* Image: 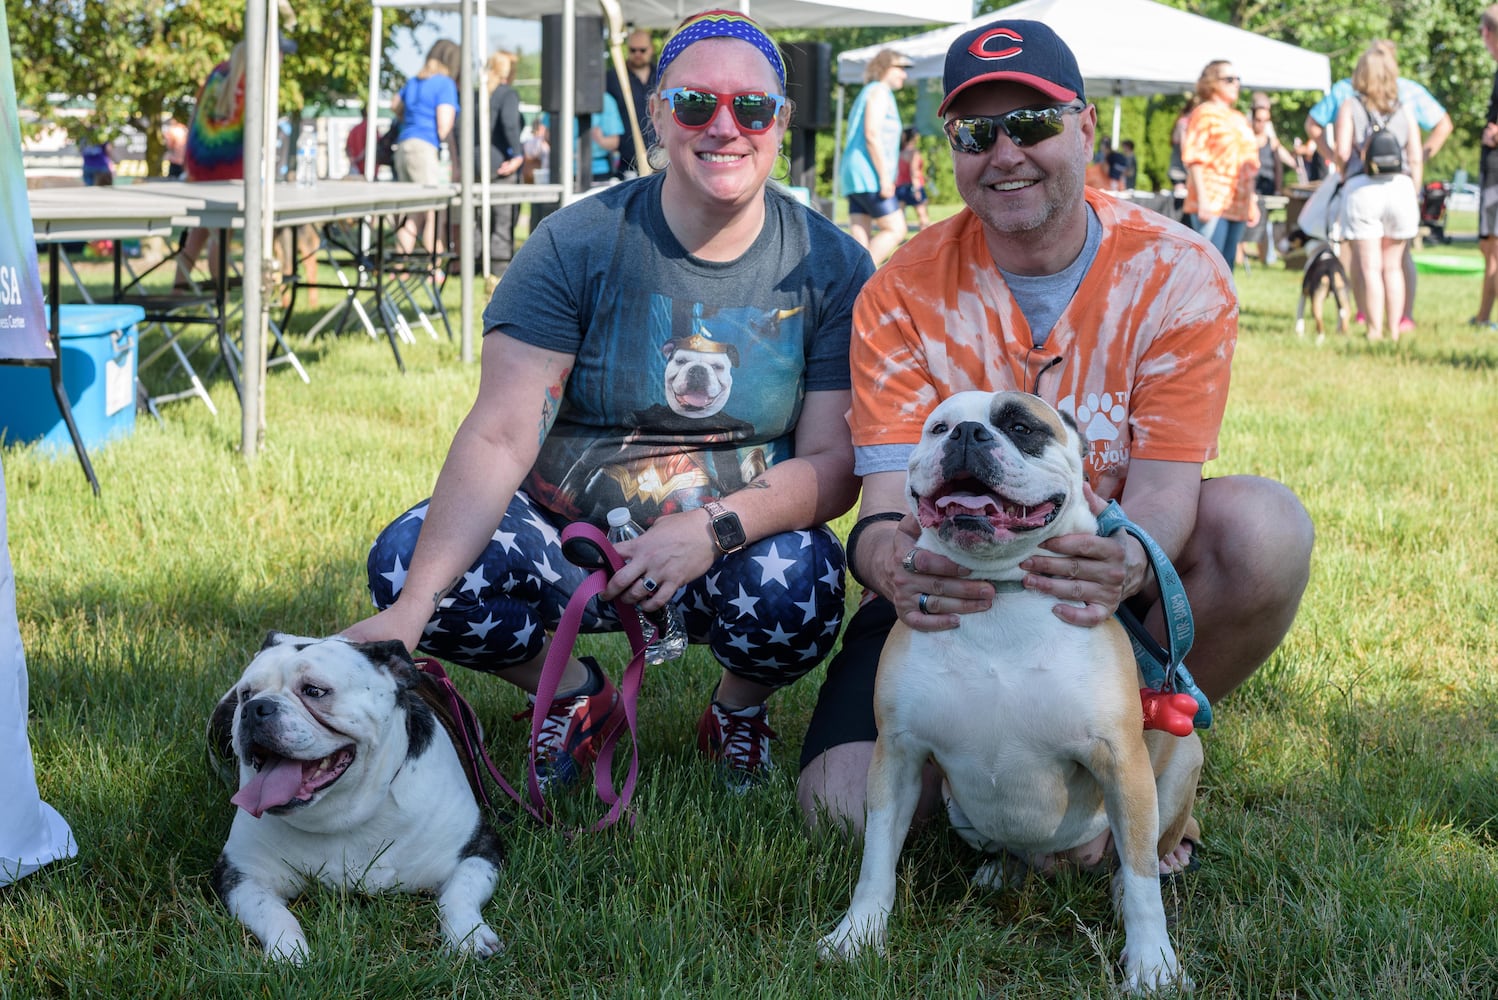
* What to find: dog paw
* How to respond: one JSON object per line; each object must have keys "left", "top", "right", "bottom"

{"left": 1120, "top": 944, "right": 1189, "bottom": 995}
{"left": 817, "top": 916, "right": 885, "bottom": 962}
{"left": 265, "top": 934, "right": 310, "bottom": 964}
{"left": 449, "top": 922, "right": 504, "bottom": 960}
{"left": 972, "top": 854, "right": 1029, "bottom": 891}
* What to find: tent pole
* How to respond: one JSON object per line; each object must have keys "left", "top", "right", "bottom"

{"left": 459, "top": 0, "right": 476, "bottom": 363}
{"left": 365, "top": 8, "right": 382, "bottom": 181}
{"left": 831, "top": 86, "right": 845, "bottom": 206}
{"left": 478, "top": 7, "right": 492, "bottom": 290}
{"left": 560, "top": 0, "right": 576, "bottom": 208}
{"left": 241, "top": 0, "right": 269, "bottom": 459}
{"left": 1112, "top": 86, "right": 1122, "bottom": 149}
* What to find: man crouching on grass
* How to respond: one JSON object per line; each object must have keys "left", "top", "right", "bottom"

{"left": 797, "top": 19, "right": 1314, "bottom": 867}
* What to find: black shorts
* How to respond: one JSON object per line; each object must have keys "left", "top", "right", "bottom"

{"left": 798, "top": 596, "right": 897, "bottom": 771}
{"left": 846, "top": 191, "right": 902, "bottom": 220}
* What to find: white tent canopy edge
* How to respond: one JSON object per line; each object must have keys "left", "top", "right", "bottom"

{"left": 832, "top": 0, "right": 1330, "bottom": 162}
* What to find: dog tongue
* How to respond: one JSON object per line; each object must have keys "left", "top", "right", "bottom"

{"left": 936, "top": 493, "right": 1000, "bottom": 517}
{"left": 231, "top": 755, "right": 306, "bottom": 818}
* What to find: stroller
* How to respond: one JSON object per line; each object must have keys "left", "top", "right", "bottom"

{"left": 1420, "top": 181, "right": 1450, "bottom": 244}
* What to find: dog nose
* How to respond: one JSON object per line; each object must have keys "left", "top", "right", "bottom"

{"left": 947, "top": 421, "right": 995, "bottom": 444}
{"left": 243, "top": 698, "right": 280, "bottom": 721}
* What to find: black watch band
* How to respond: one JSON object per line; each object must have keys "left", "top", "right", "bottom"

{"left": 844, "top": 511, "right": 905, "bottom": 592}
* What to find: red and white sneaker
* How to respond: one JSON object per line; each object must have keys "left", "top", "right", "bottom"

{"left": 520, "top": 657, "right": 623, "bottom": 792}
{"left": 696, "top": 699, "right": 777, "bottom": 793}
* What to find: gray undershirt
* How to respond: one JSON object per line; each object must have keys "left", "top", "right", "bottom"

{"left": 854, "top": 205, "right": 1104, "bottom": 477}
{"left": 999, "top": 203, "right": 1104, "bottom": 347}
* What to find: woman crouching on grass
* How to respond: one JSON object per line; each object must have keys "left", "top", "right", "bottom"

{"left": 341, "top": 9, "right": 873, "bottom": 795}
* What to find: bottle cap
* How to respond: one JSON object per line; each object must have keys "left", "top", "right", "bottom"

{"left": 606, "top": 507, "right": 633, "bottom": 527}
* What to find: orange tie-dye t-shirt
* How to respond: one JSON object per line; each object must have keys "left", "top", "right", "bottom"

{"left": 849, "top": 189, "right": 1237, "bottom": 501}
{"left": 1180, "top": 101, "right": 1259, "bottom": 222}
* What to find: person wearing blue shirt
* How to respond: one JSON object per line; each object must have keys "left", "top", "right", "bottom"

{"left": 392, "top": 39, "right": 461, "bottom": 254}
{"left": 586, "top": 90, "right": 625, "bottom": 182}
{"left": 1303, "top": 40, "right": 1452, "bottom": 333}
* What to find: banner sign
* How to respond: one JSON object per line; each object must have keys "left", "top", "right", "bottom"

{"left": 0, "top": 4, "right": 54, "bottom": 361}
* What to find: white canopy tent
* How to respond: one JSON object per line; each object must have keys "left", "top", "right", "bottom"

{"left": 834, "top": 0, "right": 1330, "bottom": 154}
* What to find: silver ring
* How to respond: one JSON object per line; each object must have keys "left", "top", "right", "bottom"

{"left": 918, "top": 593, "right": 931, "bottom": 614}
{"left": 642, "top": 577, "right": 659, "bottom": 594}
{"left": 902, "top": 549, "right": 920, "bottom": 574}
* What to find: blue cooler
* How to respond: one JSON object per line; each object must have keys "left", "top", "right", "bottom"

{"left": 0, "top": 303, "right": 142, "bottom": 454}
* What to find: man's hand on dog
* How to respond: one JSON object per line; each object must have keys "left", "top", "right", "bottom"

{"left": 873, "top": 515, "right": 992, "bottom": 630}
{"left": 1020, "top": 485, "right": 1143, "bottom": 626}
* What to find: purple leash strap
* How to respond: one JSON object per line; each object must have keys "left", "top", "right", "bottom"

{"left": 415, "top": 522, "right": 649, "bottom": 833}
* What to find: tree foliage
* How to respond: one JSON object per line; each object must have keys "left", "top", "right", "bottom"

{"left": 9, "top": 1, "right": 1496, "bottom": 185}
{"left": 5, "top": 0, "right": 424, "bottom": 174}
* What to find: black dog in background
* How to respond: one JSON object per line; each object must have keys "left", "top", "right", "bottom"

{"left": 1281, "top": 228, "right": 1351, "bottom": 342}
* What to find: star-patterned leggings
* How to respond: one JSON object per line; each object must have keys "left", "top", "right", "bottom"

{"left": 366, "top": 491, "right": 847, "bottom": 689}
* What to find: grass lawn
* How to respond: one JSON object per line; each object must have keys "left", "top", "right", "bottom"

{"left": 1, "top": 214, "right": 1495, "bottom": 998}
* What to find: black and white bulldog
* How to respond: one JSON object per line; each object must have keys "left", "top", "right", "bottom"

{"left": 820, "top": 391, "right": 1201, "bottom": 994}
{"left": 207, "top": 632, "right": 503, "bottom": 963}
{"left": 662, "top": 332, "right": 739, "bottom": 419}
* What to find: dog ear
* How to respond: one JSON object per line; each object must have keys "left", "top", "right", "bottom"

{"left": 349, "top": 638, "right": 416, "bottom": 666}
{"left": 661, "top": 339, "right": 679, "bottom": 360}
{"left": 205, "top": 687, "right": 242, "bottom": 788}
{"left": 1057, "top": 409, "right": 1088, "bottom": 462}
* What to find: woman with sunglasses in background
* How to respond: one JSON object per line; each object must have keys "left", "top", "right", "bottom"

{"left": 798, "top": 19, "right": 1312, "bottom": 844}
{"left": 1181, "top": 60, "right": 1261, "bottom": 268}
{"left": 840, "top": 49, "right": 915, "bottom": 266}
{"left": 342, "top": 10, "right": 872, "bottom": 795}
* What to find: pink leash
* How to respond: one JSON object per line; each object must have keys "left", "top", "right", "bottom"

{"left": 416, "top": 522, "right": 648, "bottom": 833}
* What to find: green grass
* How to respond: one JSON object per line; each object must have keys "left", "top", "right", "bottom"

{"left": 2, "top": 232, "right": 1496, "bottom": 999}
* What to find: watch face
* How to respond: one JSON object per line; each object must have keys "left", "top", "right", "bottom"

{"left": 713, "top": 512, "right": 747, "bottom": 552}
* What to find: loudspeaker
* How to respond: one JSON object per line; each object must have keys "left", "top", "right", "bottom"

{"left": 541, "top": 14, "right": 605, "bottom": 115}
{"left": 781, "top": 42, "right": 833, "bottom": 130}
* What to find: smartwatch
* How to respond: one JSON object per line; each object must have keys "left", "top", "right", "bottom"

{"left": 704, "top": 500, "right": 746, "bottom": 554}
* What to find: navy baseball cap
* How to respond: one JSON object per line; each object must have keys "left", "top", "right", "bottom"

{"left": 939, "top": 20, "right": 1085, "bottom": 115}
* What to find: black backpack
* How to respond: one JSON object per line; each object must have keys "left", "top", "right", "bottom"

{"left": 1358, "top": 97, "right": 1405, "bottom": 176}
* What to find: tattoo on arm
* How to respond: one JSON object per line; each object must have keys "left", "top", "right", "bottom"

{"left": 537, "top": 366, "right": 571, "bottom": 446}
{"left": 432, "top": 576, "right": 462, "bottom": 611}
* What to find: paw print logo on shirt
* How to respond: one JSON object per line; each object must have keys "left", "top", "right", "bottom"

{"left": 1075, "top": 392, "right": 1126, "bottom": 443}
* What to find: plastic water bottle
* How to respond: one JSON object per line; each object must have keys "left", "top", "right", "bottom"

{"left": 606, "top": 507, "right": 688, "bottom": 664}
{"left": 295, "top": 124, "right": 317, "bottom": 189}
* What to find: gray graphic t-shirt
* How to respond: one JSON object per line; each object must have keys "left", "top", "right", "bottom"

{"left": 483, "top": 173, "right": 872, "bottom": 527}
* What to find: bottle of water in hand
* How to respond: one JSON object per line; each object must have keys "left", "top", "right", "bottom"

{"left": 296, "top": 124, "right": 317, "bottom": 189}
{"left": 606, "top": 507, "right": 688, "bottom": 664}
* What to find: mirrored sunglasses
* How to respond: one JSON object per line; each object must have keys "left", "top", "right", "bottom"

{"left": 660, "top": 87, "right": 786, "bottom": 134}
{"left": 943, "top": 101, "right": 1087, "bottom": 154}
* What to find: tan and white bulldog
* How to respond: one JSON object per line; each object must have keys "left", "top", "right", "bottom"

{"left": 207, "top": 633, "right": 503, "bottom": 963}
{"left": 820, "top": 390, "right": 1201, "bottom": 993}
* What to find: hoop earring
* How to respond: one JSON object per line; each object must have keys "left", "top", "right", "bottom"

{"left": 646, "top": 143, "right": 670, "bottom": 173}
{"left": 773, "top": 152, "right": 791, "bottom": 183}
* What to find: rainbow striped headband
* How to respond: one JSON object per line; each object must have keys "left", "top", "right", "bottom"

{"left": 657, "top": 9, "right": 786, "bottom": 88}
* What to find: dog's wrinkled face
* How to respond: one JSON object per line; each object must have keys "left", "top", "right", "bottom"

{"left": 217, "top": 633, "right": 413, "bottom": 820}
{"left": 663, "top": 345, "right": 737, "bottom": 418}
{"left": 908, "top": 391, "right": 1087, "bottom": 570}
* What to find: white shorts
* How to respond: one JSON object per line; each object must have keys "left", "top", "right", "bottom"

{"left": 1339, "top": 172, "right": 1418, "bottom": 241}
{"left": 394, "top": 139, "right": 445, "bottom": 185}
